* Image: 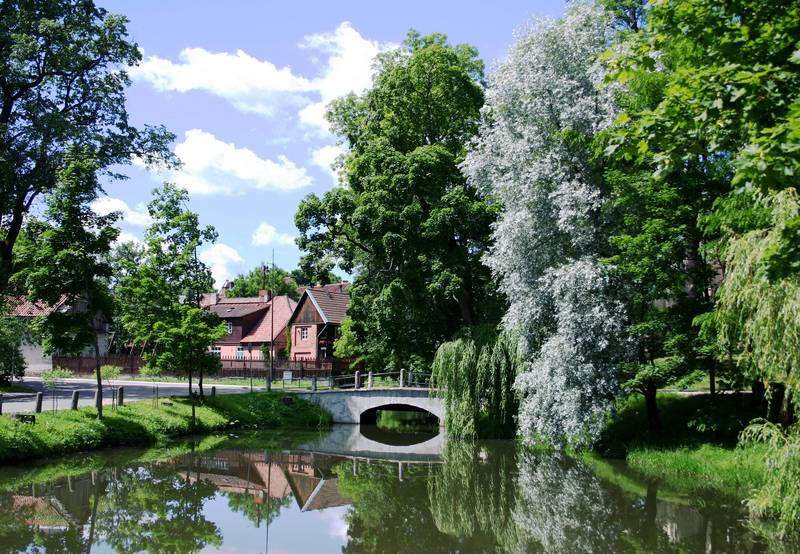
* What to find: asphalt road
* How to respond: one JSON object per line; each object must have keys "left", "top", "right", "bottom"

{"left": 0, "top": 377, "right": 252, "bottom": 414}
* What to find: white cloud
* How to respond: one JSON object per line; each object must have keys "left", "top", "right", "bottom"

{"left": 91, "top": 196, "right": 151, "bottom": 226}
{"left": 113, "top": 231, "right": 142, "bottom": 247}
{"left": 311, "top": 144, "right": 345, "bottom": 183}
{"left": 131, "top": 22, "right": 386, "bottom": 135}
{"left": 130, "top": 47, "right": 311, "bottom": 116}
{"left": 163, "top": 129, "right": 312, "bottom": 195}
{"left": 298, "top": 22, "right": 382, "bottom": 133}
{"left": 199, "top": 243, "right": 244, "bottom": 288}
{"left": 251, "top": 222, "right": 296, "bottom": 247}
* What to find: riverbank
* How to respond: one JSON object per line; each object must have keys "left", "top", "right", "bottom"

{"left": 593, "top": 393, "right": 767, "bottom": 499}
{"left": 0, "top": 392, "right": 331, "bottom": 465}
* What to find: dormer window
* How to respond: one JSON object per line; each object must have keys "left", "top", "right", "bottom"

{"left": 226, "top": 321, "right": 233, "bottom": 335}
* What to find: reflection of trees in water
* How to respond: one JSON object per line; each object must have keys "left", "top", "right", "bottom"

{"left": 224, "top": 490, "right": 291, "bottom": 527}
{"left": 336, "top": 461, "right": 460, "bottom": 554}
{"left": 512, "top": 451, "right": 628, "bottom": 553}
{"left": 95, "top": 462, "right": 223, "bottom": 553}
{"left": 428, "top": 441, "right": 526, "bottom": 551}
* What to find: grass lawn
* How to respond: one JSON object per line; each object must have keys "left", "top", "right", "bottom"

{"left": 0, "top": 391, "right": 330, "bottom": 465}
{"left": 0, "top": 384, "right": 36, "bottom": 393}
{"left": 595, "top": 392, "right": 767, "bottom": 499}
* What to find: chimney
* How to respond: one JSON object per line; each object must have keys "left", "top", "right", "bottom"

{"left": 259, "top": 289, "right": 272, "bottom": 302}
{"left": 338, "top": 283, "right": 343, "bottom": 293}
{"left": 210, "top": 292, "right": 218, "bottom": 305}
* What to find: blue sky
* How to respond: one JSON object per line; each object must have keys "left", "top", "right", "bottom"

{"left": 97, "top": 0, "right": 566, "bottom": 286}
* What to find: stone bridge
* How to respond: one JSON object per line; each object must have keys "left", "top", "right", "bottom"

{"left": 295, "top": 388, "right": 444, "bottom": 425}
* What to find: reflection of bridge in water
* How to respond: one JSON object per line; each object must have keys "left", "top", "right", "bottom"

{"left": 177, "top": 425, "right": 446, "bottom": 511}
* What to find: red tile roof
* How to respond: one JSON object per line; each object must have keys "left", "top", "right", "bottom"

{"left": 241, "top": 295, "right": 297, "bottom": 344}
{"left": 304, "top": 285, "right": 350, "bottom": 325}
{"left": 5, "top": 295, "right": 67, "bottom": 317}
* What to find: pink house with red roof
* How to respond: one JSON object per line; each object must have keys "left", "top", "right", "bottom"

{"left": 206, "top": 290, "right": 297, "bottom": 363}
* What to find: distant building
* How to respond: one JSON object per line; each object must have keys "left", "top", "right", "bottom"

{"left": 206, "top": 289, "right": 297, "bottom": 362}
{"left": 6, "top": 295, "right": 111, "bottom": 373}
{"left": 287, "top": 283, "right": 350, "bottom": 363}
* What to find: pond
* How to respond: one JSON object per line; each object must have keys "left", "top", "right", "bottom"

{"left": 0, "top": 423, "right": 771, "bottom": 553}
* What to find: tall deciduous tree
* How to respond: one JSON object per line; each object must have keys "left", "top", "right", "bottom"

{"left": 0, "top": 0, "right": 174, "bottom": 292}
{"left": 227, "top": 265, "right": 300, "bottom": 300}
{"left": 295, "top": 31, "right": 500, "bottom": 369}
{"left": 14, "top": 152, "right": 118, "bottom": 418}
{"left": 116, "top": 184, "right": 224, "bottom": 398}
{"left": 463, "top": 2, "right": 627, "bottom": 447}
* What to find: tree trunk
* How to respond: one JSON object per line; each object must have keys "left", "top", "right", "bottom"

{"left": 93, "top": 329, "right": 103, "bottom": 420}
{"left": 768, "top": 382, "right": 785, "bottom": 423}
{"left": 198, "top": 367, "right": 204, "bottom": 400}
{"left": 709, "top": 365, "right": 716, "bottom": 396}
{"left": 643, "top": 383, "right": 660, "bottom": 433}
{"left": 751, "top": 378, "right": 766, "bottom": 410}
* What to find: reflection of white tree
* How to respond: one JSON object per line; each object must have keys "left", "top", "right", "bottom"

{"left": 513, "top": 452, "right": 624, "bottom": 553}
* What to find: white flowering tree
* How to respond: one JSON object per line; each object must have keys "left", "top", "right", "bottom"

{"left": 463, "top": 2, "right": 628, "bottom": 446}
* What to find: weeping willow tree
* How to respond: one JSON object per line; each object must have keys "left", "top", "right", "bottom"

{"left": 715, "top": 189, "right": 800, "bottom": 536}
{"left": 430, "top": 330, "right": 521, "bottom": 438}
{"left": 715, "top": 189, "right": 800, "bottom": 416}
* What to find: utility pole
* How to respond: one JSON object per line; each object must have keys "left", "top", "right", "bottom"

{"left": 269, "top": 249, "right": 275, "bottom": 391}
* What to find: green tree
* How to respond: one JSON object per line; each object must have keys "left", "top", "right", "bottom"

{"left": 14, "top": 153, "right": 118, "bottom": 418}
{"left": 116, "top": 184, "right": 224, "bottom": 399}
{"left": 295, "top": 31, "right": 500, "bottom": 369}
{"left": 0, "top": 0, "right": 174, "bottom": 292}
{"left": 290, "top": 265, "right": 339, "bottom": 287}
{"left": 227, "top": 264, "right": 300, "bottom": 300}
{"left": 0, "top": 301, "right": 26, "bottom": 384}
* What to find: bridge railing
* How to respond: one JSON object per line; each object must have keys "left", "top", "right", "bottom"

{"left": 272, "top": 369, "right": 434, "bottom": 392}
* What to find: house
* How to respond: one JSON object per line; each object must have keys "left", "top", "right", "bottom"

{"left": 6, "top": 295, "right": 112, "bottom": 373}
{"left": 206, "top": 290, "right": 297, "bottom": 362}
{"left": 287, "top": 283, "right": 350, "bottom": 363}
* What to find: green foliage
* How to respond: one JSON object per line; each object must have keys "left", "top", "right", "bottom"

{"left": 741, "top": 420, "right": 800, "bottom": 539}
{"left": 715, "top": 191, "right": 800, "bottom": 395}
{"left": 0, "top": 392, "right": 329, "bottom": 464}
{"left": 100, "top": 364, "right": 122, "bottom": 381}
{"left": 0, "top": 0, "right": 174, "bottom": 291}
{"left": 0, "top": 305, "right": 26, "bottom": 384}
{"left": 227, "top": 265, "right": 300, "bottom": 299}
{"left": 14, "top": 153, "right": 118, "bottom": 358}
{"left": 431, "top": 329, "right": 521, "bottom": 438}
{"left": 116, "top": 184, "right": 224, "bottom": 387}
{"left": 295, "top": 31, "right": 500, "bottom": 369}
{"left": 598, "top": 393, "right": 763, "bottom": 457}
{"left": 41, "top": 367, "right": 73, "bottom": 390}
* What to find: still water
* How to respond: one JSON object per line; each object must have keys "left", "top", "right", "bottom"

{"left": 0, "top": 424, "right": 772, "bottom": 553}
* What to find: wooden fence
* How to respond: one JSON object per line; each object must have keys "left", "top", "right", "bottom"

{"left": 51, "top": 355, "right": 353, "bottom": 378}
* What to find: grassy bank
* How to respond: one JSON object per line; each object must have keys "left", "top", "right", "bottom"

{"left": 595, "top": 392, "right": 767, "bottom": 498}
{"left": 0, "top": 392, "right": 330, "bottom": 465}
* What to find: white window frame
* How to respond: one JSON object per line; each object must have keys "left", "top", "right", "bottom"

{"left": 226, "top": 321, "right": 233, "bottom": 335}
{"left": 299, "top": 327, "right": 308, "bottom": 340}
{"left": 211, "top": 346, "right": 221, "bottom": 357}
{"left": 236, "top": 345, "right": 245, "bottom": 360}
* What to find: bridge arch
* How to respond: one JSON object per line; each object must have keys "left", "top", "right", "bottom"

{"left": 295, "top": 388, "right": 444, "bottom": 426}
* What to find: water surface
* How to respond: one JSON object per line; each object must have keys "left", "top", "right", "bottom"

{"left": 0, "top": 425, "right": 771, "bottom": 553}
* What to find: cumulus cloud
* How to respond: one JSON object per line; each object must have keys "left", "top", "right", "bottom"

{"left": 155, "top": 129, "right": 312, "bottom": 195}
{"left": 131, "top": 22, "right": 385, "bottom": 135}
{"left": 311, "top": 144, "right": 345, "bottom": 183}
{"left": 113, "top": 231, "right": 142, "bottom": 247}
{"left": 199, "top": 243, "right": 244, "bottom": 287}
{"left": 297, "top": 23, "right": 382, "bottom": 133}
{"left": 251, "top": 222, "right": 296, "bottom": 247}
{"left": 91, "top": 196, "right": 151, "bottom": 226}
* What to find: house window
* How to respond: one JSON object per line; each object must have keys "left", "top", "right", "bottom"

{"left": 211, "top": 346, "right": 221, "bottom": 357}
{"left": 236, "top": 346, "right": 245, "bottom": 360}
{"left": 226, "top": 321, "right": 233, "bottom": 335}
{"left": 300, "top": 327, "right": 308, "bottom": 340}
